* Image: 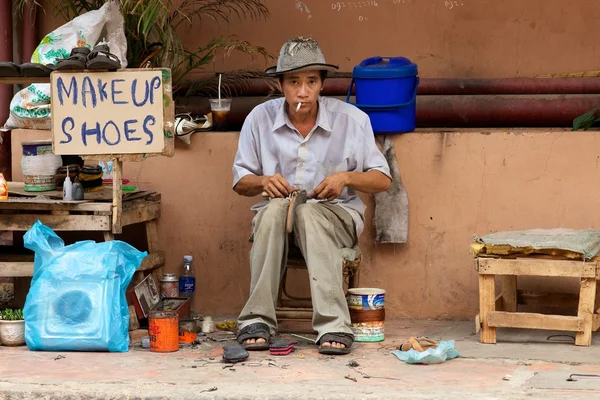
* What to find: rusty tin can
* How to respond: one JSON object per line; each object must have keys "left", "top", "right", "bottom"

{"left": 160, "top": 273, "right": 179, "bottom": 298}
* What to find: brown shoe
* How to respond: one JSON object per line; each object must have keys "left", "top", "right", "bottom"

{"left": 399, "top": 337, "right": 439, "bottom": 352}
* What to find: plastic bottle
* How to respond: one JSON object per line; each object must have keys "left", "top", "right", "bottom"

{"left": 72, "top": 178, "right": 84, "bottom": 200}
{"left": 63, "top": 166, "right": 73, "bottom": 201}
{"left": 179, "top": 255, "right": 196, "bottom": 302}
{"left": 0, "top": 173, "right": 7, "bottom": 200}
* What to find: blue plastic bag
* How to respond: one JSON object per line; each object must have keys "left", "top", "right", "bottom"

{"left": 392, "top": 340, "right": 460, "bottom": 365}
{"left": 23, "top": 221, "right": 146, "bottom": 352}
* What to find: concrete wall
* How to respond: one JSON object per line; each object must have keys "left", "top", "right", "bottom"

{"left": 11, "top": 129, "right": 598, "bottom": 318}
{"left": 38, "top": 0, "right": 600, "bottom": 78}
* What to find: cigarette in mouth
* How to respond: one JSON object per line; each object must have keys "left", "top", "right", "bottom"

{"left": 296, "top": 102, "right": 302, "bottom": 112}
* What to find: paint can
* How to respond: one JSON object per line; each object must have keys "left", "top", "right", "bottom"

{"left": 160, "top": 273, "right": 179, "bottom": 298}
{"left": 347, "top": 288, "right": 386, "bottom": 342}
{"left": 148, "top": 310, "right": 179, "bottom": 352}
{"left": 179, "top": 318, "right": 198, "bottom": 344}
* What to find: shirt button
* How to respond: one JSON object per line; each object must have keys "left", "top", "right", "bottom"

{"left": 298, "top": 162, "right": 304, "bottom": 168}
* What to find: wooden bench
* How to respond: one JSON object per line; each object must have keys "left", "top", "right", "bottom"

{"left": 476, "top": 256, "right": 600, "bottom": 346}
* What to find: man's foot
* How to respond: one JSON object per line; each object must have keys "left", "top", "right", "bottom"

{"left": 242, "top": 338, "right": 268, "bottom": 346}
{"left": 320, "top": 340, "right": 347, "bottom": 350}
{"left": 317, "top": 333, "right": 353, "bottom": 355}
{"left": 236, "top": 323, "right": 271, "bottom": 350}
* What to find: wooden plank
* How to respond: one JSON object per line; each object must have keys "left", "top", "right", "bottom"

{"left": 112, "top": 159, "right": 123, "bottom": 234}
{"left": 495, "top": 293, "right": 503, "bottom": 311}
{"left": 479, "top": 274, "right": 496, "bottom": 344}
{"left": 0, "top": 200, "right": 110, "bottom": 212}
{"left": 121, "top": 203, "right": 161, "bottom": 227}
{"left": 593, "top": 314, "right": 600, "bottom": 331}
{"left": 103, "top": 232, "right": 115, "bottom": 242}
{"left": 501, "top": 275, "right": 518, "bottom": 312}
{"left": 0, "top": 77, "right": 49, "bottom": 84}
{"left": 0, "top": 262, "right": 34, "bottom": 277}
{"left": 478, "top": 258, "right": 596, "bottom": 278}
{"left": 0, "top": 214, "right": 110, "bottom": 231}
{"left": 488, "top": 311, "right": 584, "bottom": 332}
{"left": 475, "top": 314, "right": 481, "bottom": 333}
{"left": 138, "top": 251, "right": 165, "bottom": 272}
{"left": 576, "top": 278, "right": 597, "bottom": 346}
{"left": 128, "top": 305, "right": 140, "bottom": 331}
{"left": 162, "top": 67, "right": 175, "bottom": 157}
{"left": 145, "top": 220, "right": 160, "bottom": 253}
{"left": 517, "top": 290, "right": 579, "bottom": 309}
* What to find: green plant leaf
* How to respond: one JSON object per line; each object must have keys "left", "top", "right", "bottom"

{"left": 573, "top": 106, "right": 600, "bottom": 131}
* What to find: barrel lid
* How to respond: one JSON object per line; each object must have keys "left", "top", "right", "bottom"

{"left": 352, "top": 57, "right": 418, "bottom": 79}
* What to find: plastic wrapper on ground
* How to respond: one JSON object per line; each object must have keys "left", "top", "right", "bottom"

{"left": 392, "top": 340, "right": 460, "bottom": 365}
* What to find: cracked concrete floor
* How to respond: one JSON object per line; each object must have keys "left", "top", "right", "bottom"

{"left": 2, "top": 319, "right": 600, "bottom": 399}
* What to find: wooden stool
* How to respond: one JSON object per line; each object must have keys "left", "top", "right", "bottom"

{"left": 476, "top": 257, "right": 600, "bottom": 346}
{"left": 276, "top": 242, "right": 361, "bottom": 321}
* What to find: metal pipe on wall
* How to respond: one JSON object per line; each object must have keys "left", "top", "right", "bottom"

{"left": 20, "top": 3, "right": 38, "bottom": 63}
{"left": 179, "top": 77, "right": 600, "bottom": 97}
{"left": 0, "top": 1, "right": 13, "bottom": 180}
{"left": 176, "top": 95, "right": 600, "bottom": 131}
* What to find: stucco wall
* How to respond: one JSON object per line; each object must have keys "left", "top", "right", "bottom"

{"left": 11, "top": 129, "right": 597, "bottom": 318}
{"left": 38, "top": 0, "right": 600, "bottom": 78}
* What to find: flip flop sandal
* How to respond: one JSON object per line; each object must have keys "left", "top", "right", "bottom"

{"left": 236, "top": 322, "right": 271, "bottom": 350}
{"left": 399, "top": 337, "right": 439, "bottom": 352}
{"left": 175, "top": 113, "right": 213, "bottom": 136}
{"left": 317, "top": 333, "right": 354, "bottom": 355}
{"left": 222, "top": 344, "right": 249, "bottom": 363}
{"left": 269, "top": 340, "right": 298, "bottom": 356}
{"left": 0, "top": 62, "right": 21, "bottom": 77}
{"left": 86, "top": 44, "right": 121, "bottom": 71}
{"left": 286, "top": 190, "right": 308, "bottom": 233}
{"left": 55, "top": 47, "right": 90, "bottom": 71}
{"left": 20, "top": 63, "right": 53, "bottom": 77}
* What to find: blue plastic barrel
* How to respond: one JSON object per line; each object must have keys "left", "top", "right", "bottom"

{"left": 347, "top": 57, "right": 419, "bottom": 134}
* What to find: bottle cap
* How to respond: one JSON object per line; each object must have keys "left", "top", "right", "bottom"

{"left": 184, "top": 255, "right": 193, "bottom": 262}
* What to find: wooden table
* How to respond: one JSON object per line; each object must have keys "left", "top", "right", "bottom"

{"left": 0, "top": 183, "right": 165, "bottom": 279}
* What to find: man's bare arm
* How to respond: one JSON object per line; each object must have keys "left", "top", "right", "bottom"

{"left": 310, "top": 170, "right": 391, "bottom": 200}
{"left": 234, "top": 173, "right": 294, "bottom": 198}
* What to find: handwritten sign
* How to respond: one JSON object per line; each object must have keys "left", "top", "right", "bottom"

{"left": 51, "top": 70, "right": 165, "bottom": 155}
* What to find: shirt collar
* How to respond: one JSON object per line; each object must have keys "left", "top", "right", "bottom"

{"left": 272, "top": 97, "right": 332, "bottom": 134}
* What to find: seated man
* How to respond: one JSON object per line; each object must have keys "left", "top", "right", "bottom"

{"left": 232, "top": 37, "right": 391, "bottom": 355}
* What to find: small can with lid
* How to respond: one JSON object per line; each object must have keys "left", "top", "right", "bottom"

{"left": 160, "top": 273, "right": 179, "bottom": 298}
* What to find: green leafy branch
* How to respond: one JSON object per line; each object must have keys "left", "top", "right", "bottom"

{"left": 573, "top": 106, "right": 600, "bottom": 131}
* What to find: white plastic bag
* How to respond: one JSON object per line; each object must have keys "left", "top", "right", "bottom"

{"left": 3, "top": 1, "right": 127, "bottom": 130}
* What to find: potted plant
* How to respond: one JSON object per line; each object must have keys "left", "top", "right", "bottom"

{"left": 0, "top": 308, "right": 25, "bottom": 346}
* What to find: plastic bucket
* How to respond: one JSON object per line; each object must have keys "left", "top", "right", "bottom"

{"left": 21, "top": 140, "right": 60, "bottom": 192}
{"left": 149, "top": 310, "right": 179, "bottom": 352}
{"left": 22, "top": 140, "right": 53, "bottom": 156}
{"left": 347, "top": 288, "right": 386, "bottom": 342}
{"left": 347, "top": 57, "right": 419, "bottom": 134}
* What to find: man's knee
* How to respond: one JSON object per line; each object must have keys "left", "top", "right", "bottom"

{"left": 257, "top": 198, "right": 289, "bottom": 225}
{"left": 296, "top": 203, "right": 321, "bottom": 221}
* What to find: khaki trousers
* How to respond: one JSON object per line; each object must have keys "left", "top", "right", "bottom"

{"left": 238, "top": 199, "right": 357, "bottom": 341}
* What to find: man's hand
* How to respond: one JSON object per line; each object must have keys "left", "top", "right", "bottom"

{"left": 310, "top": 172, "right": 349, "bottom": 201}
{"left": 262, "top": 173, "right": 294, "bottom": 198}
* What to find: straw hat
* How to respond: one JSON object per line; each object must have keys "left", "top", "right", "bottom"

{"left": 265, "top": 37, "right": 339, "bottom": 76}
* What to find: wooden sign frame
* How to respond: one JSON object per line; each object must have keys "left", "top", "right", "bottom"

{"left": 49, "top": 68, "right": 175, "bottom": 234}
{"left": 50, "top": 68, "right": 175, "bottom": 160}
